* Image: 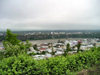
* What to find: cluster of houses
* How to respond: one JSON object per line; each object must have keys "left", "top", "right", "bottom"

{"left": 28, "top": 38, "right": 100, "bottom": 59}
{"left": 0, "top": 38, "right": 100, "bottom": 59}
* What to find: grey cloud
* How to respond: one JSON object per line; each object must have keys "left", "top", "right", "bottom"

{"left": 0, "top": 0, "right": 100, "bottom": 31}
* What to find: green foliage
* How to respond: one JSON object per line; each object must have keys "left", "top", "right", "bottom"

{"left": 76, "top": 42, "right": 81, "bottom": 53}
{"left": 0, "top": 54, "right": 48, "bottom": 75}
{"left": 66, "top": 43, "right": 71, "bottom": 51}
{"left": 0, "top": 47, "right": 100, "bottom": 75}
{"left": 41, "top": 51, "right": 46, "bottom": 55}
{"left": 28, "top": 52, "right": 37, "bottom": 56}
{"left": 4, "top": 43, "right": 23, "bottom": 57}
{"left": 2, "top": 29, "right": 32, "bottom": 57}
{"left": 64, "top": 43, "right": 71, "bottom": 56}
{"left": 0, "top": 51, "right": 5, "bottom": 60}
{"left": 51, "top": 46, "right": 55, "bottom": 55}
{"left": 18, "top": 40, "right": 32, "bottom": 52}
{"left": 51, "top": 43, "right": 55, "bottom": 55}
{"left": 5, "top": 29, "right": 21, "bottom": 45}
{"left": 33, "top": 44, "right": 38, "bottom": 50}
{"left": 3, "top": 41, "right": 32, "bottom": 57}
{"left": 25, "top": 40, "right": 32, "bottom": 49}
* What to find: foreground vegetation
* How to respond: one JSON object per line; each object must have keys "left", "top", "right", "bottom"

{"left": 77, "top": 62, "right": 100, "bottom": 75}
{"left": 0, "top": 29, "right": 100, "bottom": 75}
{"left": 0, "top": 47, "right": 100, "bottom": 75}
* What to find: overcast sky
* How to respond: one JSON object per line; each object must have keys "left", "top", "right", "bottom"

{"left": 0, "top": 0, "right": 100, "bottom": 31}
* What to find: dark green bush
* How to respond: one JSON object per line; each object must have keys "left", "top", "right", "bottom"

{"left": 0, "top": 51, "right": 5, "bottom": 60}
{"left": 0, "top": 47, "right": 100, "bottom": 75}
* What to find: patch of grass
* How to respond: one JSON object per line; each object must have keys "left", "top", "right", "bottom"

{"left": 77, "top": 61, "right": 100, "bottom": 75}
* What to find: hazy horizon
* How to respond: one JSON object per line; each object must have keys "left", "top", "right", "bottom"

{"left": 0, "top": 29, "right": 100, "bottom": 32}
{"left": 0, "top": 0, "right": 100, "bottom": 31}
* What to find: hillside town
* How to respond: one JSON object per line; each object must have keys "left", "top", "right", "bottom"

{"left": 0, "top": 38, "right": 100, "bottom": 59}
{"left": 27, "top": 38, "right": 100, "bottom": 59}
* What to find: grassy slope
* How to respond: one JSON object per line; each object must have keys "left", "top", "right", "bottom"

{"left": 77, "top": 61, "right": 100, "bottom": 75}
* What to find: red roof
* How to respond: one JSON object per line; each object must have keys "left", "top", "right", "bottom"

{"left": 40, "top": 48, "right": 46, "bottom": 51}
{"left": 40, "top": 44, "right": 48, "bottom": 46}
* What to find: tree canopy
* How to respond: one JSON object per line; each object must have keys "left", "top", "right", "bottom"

{"left": 3, "top": 29, "right": 32, "bottom": 57}
{"left": 5, "top": 29, "right": 21, "bottom": 45}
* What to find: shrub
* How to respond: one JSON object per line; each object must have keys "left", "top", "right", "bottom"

{"left": 0, "top": 50, "right": 5, "bottom": 60}
{"left": 0, "top": 54, "right": 48, "bottom": 75}
{"left": 0, "top": 47, "right": 100, "bottom": 75}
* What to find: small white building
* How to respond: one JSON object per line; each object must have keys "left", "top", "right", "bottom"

{"left": 55, "top": 51, "right": 64, "bottom": 55}
{"left": 33, "top": 55, "right": 45, "bottom": 59}
{"left": 29, "top": 47, "right": 38, "bottom": 53}
{"left": 46, "top": 49, "right": 52, "bottom": 53}
{"left": 45, "top": 53, "right": 52, "bottom": 58}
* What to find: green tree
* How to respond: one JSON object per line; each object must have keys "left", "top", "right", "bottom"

{"left": 25, "top": 40, "right": 32, "bottom": 50}
{"left": 33, "top": 44, "right": 38, "bottom": 51}
{"left": 67, "top": 43, "right": 71, "bottom": 51}
{"left": 3, "top": 42, "right": 22, "bottom": 57}
{"left": 76, "top": 42, "right": 81, "bottom": 53}
{"left": 5, "top": 29, "right": 21, "bottom": 45}
{"left": 64, "top": 43, "right": 70, "bottom": 56}
{"left": 51, "top": 43, "right": 55, "bottom": 55}
{"left": 3, "top": 29, "right": 32, "bottom": 57}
